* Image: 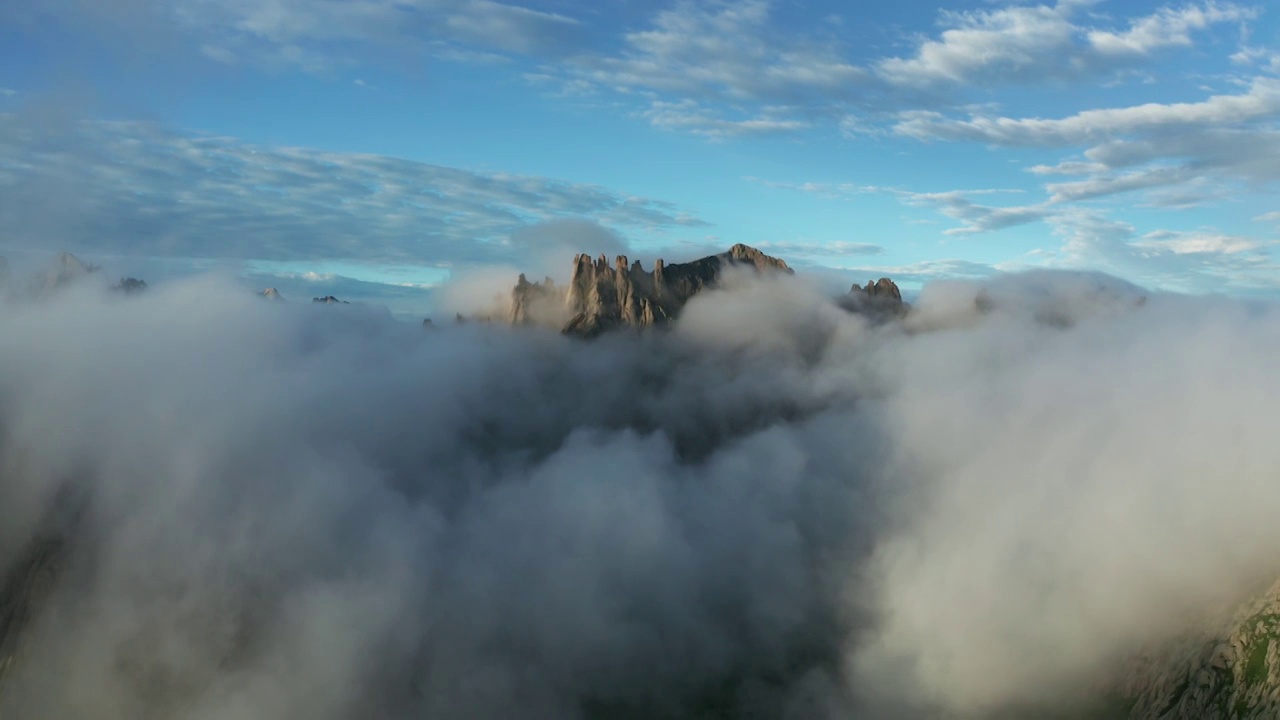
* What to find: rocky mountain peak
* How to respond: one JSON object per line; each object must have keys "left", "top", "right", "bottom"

{"left": 725, "top": 243, "right": 793, "bottom": 272}
{"left": 261, "top": 288, "right": 284, "bottom": 300}
{"left": 853, "top": 277, "right": 902, "bottom": 301}
{"left": 507, "top": 244, "right": 796, "bottom": 337}
{"left": 839, "top": 276, "right": 907, "bottom": 320}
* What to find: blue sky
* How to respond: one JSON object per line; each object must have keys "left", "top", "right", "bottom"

{"left": 2, "top": 0, "right": 1279, "bottom": 316}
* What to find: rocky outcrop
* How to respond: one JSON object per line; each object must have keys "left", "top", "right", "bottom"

{"left": 1114, "top": 581, "right": 1280, "bottom": 719}
{"left": 111, "top": 278, "right": 148, "bottom": 295}
{"left": 261, "top": 288, "right": 284, "bottom": 301}
{"left": 509, "top": 244, "right": 794, "bottom": 337}
{"left": 510, "top": 274, "right": 565, "bottom": 326}
{"left": 853, "top": 277, "right": 902, "bottom": 302}
{"left": 838, "top": 277, "right": 908, "bottom": 320}
{"left": 312, "top": 295, "right": 349, "bottom": 304}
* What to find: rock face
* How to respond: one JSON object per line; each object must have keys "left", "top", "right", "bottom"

{"left": 510, "top": 243, "right": 794, "bottom": 337}
{"left": 1114, "top": 581, "right": 1280, "bottom": 719}
{"left": 854, "top": 277, "right": 902, "bottom": 302}
{"left": 510, "top": 274, "right": 564, "bottom": 326}
{"left": 838, "top": 277, "right": 908, "bottom": 320}
{"left": 261, "top": 288, "right": 284, "bottom": 301}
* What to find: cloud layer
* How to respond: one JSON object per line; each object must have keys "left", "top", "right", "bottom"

{"left": 2, "top": 269, "right": 1280, "bottom": 718}
{"left": 0, "top": 113, "right": 704, "bottom": 269}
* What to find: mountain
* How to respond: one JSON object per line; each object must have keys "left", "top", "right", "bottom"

{"left": 506, "top": 243, "right": 909, "bottom": 337}
{"left": 312, "top": 295, "right": 349, "bottom": 304}
{"left": 838, "top": 277, "right": 908, "bottom": 321}
{"left": 1113, "top": 581, "right": 1280, "bottom": 719}
{"left": 508, "top": 243, "right": 804, "bottom": 337}
{"left": 261, "top": 288, "right": 284, "bottom": 300}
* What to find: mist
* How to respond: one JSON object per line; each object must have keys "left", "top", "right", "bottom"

{"left": 1, "top": 268, "right": 1279, "bottom": 719}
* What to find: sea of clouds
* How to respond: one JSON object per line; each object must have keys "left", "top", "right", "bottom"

{"left": 1, "top": 268, "right": 1278, "bottom": 719}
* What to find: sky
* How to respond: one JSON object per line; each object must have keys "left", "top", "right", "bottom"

{"left": 2, "top": 0, "right": 1279, "bottom": 317}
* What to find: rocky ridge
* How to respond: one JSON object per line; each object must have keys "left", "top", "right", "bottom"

{"left": 509, "top": 243, "right": 817, "bottom": 336}
{"left": 1112, "top": 580, "right": 1280, "bottom": 719}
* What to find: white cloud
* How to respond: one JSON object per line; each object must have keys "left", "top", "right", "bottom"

{"left": 11, "top": 0, "right": 1264, "bottom": 143}
{"left": 753, "top": 240, "right": 883, "bottom": 258}
{"left": 1253, "top": 211, "right": 1280, "bottom": 222}
{"left": 898, "top": 190, "right": 1053, "bottom": 235}
{"left": 748, "top": 177, "right": 1054, "bottom": 235}
{"left": 554, "top": 1, "right": 1253, "bottom": 136}
{"left": 893, "top": 77, "right": 1280, "bottom": 146}
{"left": 875, "top": 1, "right": 1251, "bottom": 89}
{"left": 826, "top": 258, "right": 1000, "bottom": 286}
{"left": 564, "top": 0, "right": 866, "bottom": 108}
{"left": 742, "top": 176, "right": 887, "bottom": 198}
{"left": 1048, "top": 210, "right": 1280, "bottom": 292}
{"left": 893, "top": 76, "right": 1280, "bottom": 209}
{"left": 22, "top": 0, "right": 587, "bottom": 72}
{"left": 1045, "top": 166, "right": 1194, "bottom": 203}
{"left": 1087, "top": 2, "right": 1256, "bottom": 57}
{"left": 0, "top": 114, "right": 707, "bottom": 266}
{"left": 1135, "top": 229, "right": 1264, "bottom": 255}
{"left": 1029, "top": 161, "right": 1109, "bottom": 176}
{"left": 875, "top": 2, "right": 1078, "bottom": 88}
{"left": 639, "top": 100, "right": 810, "bottom": 139}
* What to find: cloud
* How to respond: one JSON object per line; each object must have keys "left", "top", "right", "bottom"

{"left": 898, "top": 190, "right": 1054, "bottom": 235}
{"left": 874, "top": 2, "right": 1080, "bottom": 88}
{"left": 753, "top": 240, "right": 884, "bottom": 260}
{"left": 6, "top": 266, "right": 1280, "bottom": 718}
{"left": 1044, "top": 166, "right": 1194, "bottom": 203}
{"left": 639, "top": 100, "right": 811, "bottom": 139}
{"left": 0, "top": 114, "right": 706, "bottom": 267}
{"left": 875, "top": 1, "right": 1253, "bottom": 89}
{"left": 9, "top": 0, "right": 1264, "bottom": 142}
{"left": 1135, "top": 229, "right": 1264, "bottom": 255}
{"left": 506, "top": 218, "right": 631, "bottom": 279}
{"left": 551, "top": 1, "right": 1256, "bottom": 137}
{"left": 1087, "top": 2, "right": 1257, "bottom": 57}
{"left": 174, "top": 0, "right": 587, "bottom": 70}
{"left": 1253, "top": 211, "right": 1280, "bottom": 222}
{"left": 893, "top": 77, "right": 1280, "bottom": 146}
{"left": 855, "top": 272, "right": 1280, "bottom": 711}
{"left": 531, "top": 0, "right": 1256, "bottom": 137}
{"left": 893, "top": 76, "right": 1280, "bottom": 210}
{"left": 747, "top": 178, "right": 1052, "bottom": 235}
{"left": 1047, "top": 209, "right": 1280, "bottom": 292}
{"left": 743, "top": 177, "right": 888, "bottom": 198}
{"left": 748, "top": 172, "right": 1279, "bottom": 288}
{"left": 242, "top": 270, "right": 436, "bottom": 317}
{"left": 822, "top": 257, "right": 1000, "bottom": 287}
{"left": 563, "top": 0, "right": 867, "bottom": 109}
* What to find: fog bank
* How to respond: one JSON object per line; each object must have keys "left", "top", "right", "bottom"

{"left": 0, "top": 271, "right": 1278, "bottom": 719}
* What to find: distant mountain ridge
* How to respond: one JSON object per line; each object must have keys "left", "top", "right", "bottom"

{"left": 506, "top": 243, "right": 903, "bottom": 337}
